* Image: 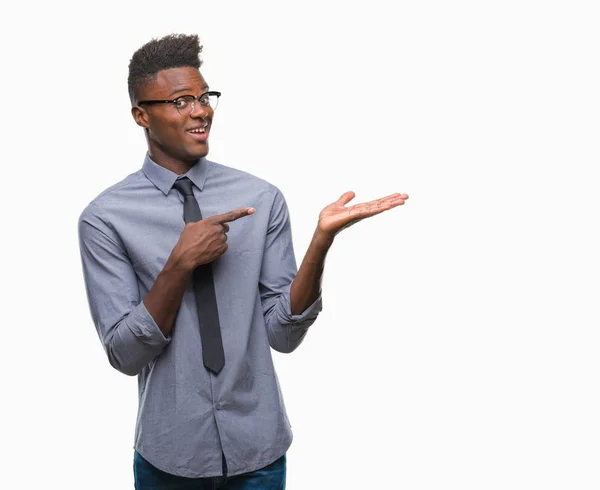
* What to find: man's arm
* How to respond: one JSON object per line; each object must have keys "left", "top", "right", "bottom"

{"left": 290, "top": 190, "right": 409, "bottom": 314}
{"left": 144, "top": 207, "right": 254, "bottom": 336}
{"left": 78, "top": 203, "right": 173, "bottom": 376}
{"left": 259, "top": 190, "right": 323, "bottom": 353}
{"left": 260, "top": 189, "right": 408, "bottom": 353}
{"left": 79, "top": 202, "right": 253, "bottom": 376}
{"left": 289, "top": 228, "right": 333, "bottom": 315}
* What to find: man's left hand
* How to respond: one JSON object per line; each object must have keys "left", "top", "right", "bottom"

{"left": 317, "top": 191, "right": 409, "bottom": 238}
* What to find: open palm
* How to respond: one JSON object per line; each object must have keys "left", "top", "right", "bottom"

{"left": 318, "top": 191, "right": 409, "bottom": 236}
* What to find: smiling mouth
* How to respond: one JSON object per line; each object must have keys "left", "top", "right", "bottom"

{"left": 187, "top": 122, "right": 209, "bottom": 134}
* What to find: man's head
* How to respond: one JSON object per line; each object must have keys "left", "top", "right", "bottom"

{"left": 129, "top": 34, "right": 217, "bottom": 170}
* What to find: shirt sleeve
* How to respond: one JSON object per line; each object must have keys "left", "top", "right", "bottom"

{"left": 78, "top": 202, "right": 170, "bottom": 376}
{"left": 259, "top": 189, "right": 322, "bottom": 353}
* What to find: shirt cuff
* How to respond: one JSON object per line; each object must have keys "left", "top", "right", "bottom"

{"left": 126, "top": 301, "right": 171, "bottom": 347}
{"left": 275, "top": 284, "right": 323, "bottom": 326}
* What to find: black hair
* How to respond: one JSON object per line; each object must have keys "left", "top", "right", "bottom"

{"left": 128, "top": 34, "right": 203, "bottom": 103}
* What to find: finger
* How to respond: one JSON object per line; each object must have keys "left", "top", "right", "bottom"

{"left": 336, "top": 191, "right": 356, "bottom": 206}
{"left": 371, "top": 193, "right": 408, "bottom": 208}
{"left": 212, "top": 207, "right": 256, "bottom": 224}
{"left": 222, "top": 223, "right": 230, "bottom": 233}
{"left": 382, "top": 195, "right": 406, "bottom": 207}
{"left": 372, "top": 192, "right": 406, "bottom": 205}
{"left": 347, "top": 193, "right": 405, "bottom": 211}
{"left": 348, "top": 199, "right": 402, "bottom": 218}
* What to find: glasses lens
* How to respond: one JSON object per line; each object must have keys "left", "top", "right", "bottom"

{"left": 200, "top": 93, "right": 219, "bottom": 111}
{"left": 174, "top": 96, "right": 195, "bottom": 115}
{"left": 175, "top": 94, "right": 220, "bottom": 115}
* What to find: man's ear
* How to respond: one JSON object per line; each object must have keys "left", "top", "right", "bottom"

{"left": 131, "top": 105, "right": 150, "bottom": 129}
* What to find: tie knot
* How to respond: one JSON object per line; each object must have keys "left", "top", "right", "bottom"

{"left": 173, "top": 177, "right": 195, "bottom": 196}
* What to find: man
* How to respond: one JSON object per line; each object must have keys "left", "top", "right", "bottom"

{"left": 78, "top": 34, "right": 408, "bottom": 489}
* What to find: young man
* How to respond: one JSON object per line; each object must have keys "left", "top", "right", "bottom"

{"left": 78, "top": 34, "right": 408, "bottom": 489}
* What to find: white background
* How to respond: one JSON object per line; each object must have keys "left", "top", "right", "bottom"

{"left": 1, "top": 1, "right": 599, "bottom": 488}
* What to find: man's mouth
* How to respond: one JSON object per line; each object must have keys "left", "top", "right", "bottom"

{"left": 186, "top": 121, "right": 209, "bottom": 140}
{"left": 187, "top": 122, "right": 209, "bottom": 134}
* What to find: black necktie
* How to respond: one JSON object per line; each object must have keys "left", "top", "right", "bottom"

{"left": 173, "top": 177, "right": 225, "bottom": 374}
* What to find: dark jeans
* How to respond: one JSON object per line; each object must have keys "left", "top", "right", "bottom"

{"left": 134, "top": 451, "right": 286, "bottom": 490}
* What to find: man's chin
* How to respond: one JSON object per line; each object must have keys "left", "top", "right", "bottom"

{"left": 185, "top": 144, "right": 209, "bottom": 161}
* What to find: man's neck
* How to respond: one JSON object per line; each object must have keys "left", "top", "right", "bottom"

{"left": 148, "top": 147, "right": 198, "bottom": 175}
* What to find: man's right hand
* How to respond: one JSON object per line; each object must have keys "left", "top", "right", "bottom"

{"left": 171, "top": 207, "right": 255, "bottom": 272}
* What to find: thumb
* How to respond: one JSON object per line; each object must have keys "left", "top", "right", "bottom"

{"left": 336, "top": 191, "right": 355, "bottom": 205}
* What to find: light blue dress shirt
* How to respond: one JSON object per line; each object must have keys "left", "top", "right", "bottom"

{"left": 78, "top": 154, "right": 322, "bottom": 478}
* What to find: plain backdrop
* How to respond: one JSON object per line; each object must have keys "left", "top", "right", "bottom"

{"left": 1, "top": 1, "right": 599, "bottom": 488}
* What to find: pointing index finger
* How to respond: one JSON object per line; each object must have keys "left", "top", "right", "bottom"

{"left": 212, "top": 207, "right": 256, "bottom": 224}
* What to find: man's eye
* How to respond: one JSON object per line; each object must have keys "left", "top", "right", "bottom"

{"left": 174, "top": 99, "right": 189, "bottom": 108}
{"left": 199, "top": 96, "right": 210, "bottom": 106}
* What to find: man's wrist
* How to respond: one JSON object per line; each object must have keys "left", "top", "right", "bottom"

{"left": 312, "top": 227, "right": 335, "bottom": 250}
{"left": 164, "top": 252, "right": 194, "bottom": 277}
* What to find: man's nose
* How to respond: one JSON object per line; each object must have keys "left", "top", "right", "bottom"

{"left": 190, "top": 101, "right": 210, "bottom": 118}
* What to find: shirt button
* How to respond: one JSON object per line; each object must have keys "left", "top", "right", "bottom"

{"left": 215, "top": 403, "right": 222, "bottom": 410}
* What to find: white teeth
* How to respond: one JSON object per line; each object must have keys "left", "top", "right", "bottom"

{"left": 188, "top": 121, "right": 208, "bottom": 134}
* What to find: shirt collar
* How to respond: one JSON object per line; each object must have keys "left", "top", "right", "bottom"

{"left": 142, "top": 153, "right": 209, "bottom": 196}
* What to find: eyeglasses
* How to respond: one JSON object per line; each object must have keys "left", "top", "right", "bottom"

{"left": 138, "top": 91, "right": 221, "bottom": 116}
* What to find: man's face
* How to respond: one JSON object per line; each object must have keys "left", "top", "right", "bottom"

{"left": 133, "top": 67, "right": 213, "bottom": 163}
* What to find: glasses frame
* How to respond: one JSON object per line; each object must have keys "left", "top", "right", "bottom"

{"left": 138, "top": 91, "right": 222, "bottom": 113}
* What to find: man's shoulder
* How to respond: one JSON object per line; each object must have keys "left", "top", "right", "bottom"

{"left": 206, "top": 159, "right": 280, "bottom": 195}
{"left": 79, "top": 170, "right": 145, "bottom": 221}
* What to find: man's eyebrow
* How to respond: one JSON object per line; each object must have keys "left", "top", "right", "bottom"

{"left": 167, "top": 87, "right": 192, "bottom": 97}
{"left": 167, "top": 85, "right": 210, "bottom": 97}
